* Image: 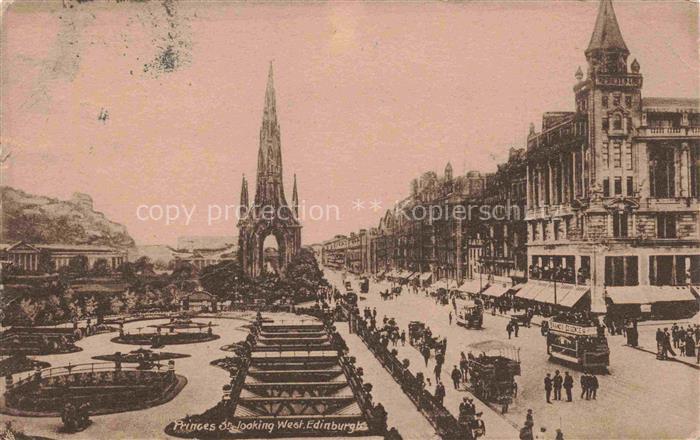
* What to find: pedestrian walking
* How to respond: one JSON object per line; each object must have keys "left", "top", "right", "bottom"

{"left": 552, "top": 370, "right": 562, "bottom": 401}
{"left": 506, "top": 321, "right": 513, "bottom": 339}
{"left": 434, "top": 381, "right": 445, "bottom": 405}
{"left": 451, "top": 365, "right": 462, "bottom": 389}
{"left": 544, "top": 373, "right": 552, "bottom": 403}
{"left": 434, "top": 362, "right": 442, "bottom": 382}
{"left": 563, "top": 372, "right": 574, "bottom": 402}
{"left": 513, "top": 320, "right": 520, "bottom": 337}
{"left": 421, "top": 345, "right": 431, "bottom": 367}
{"left": 449, "top": 311, "right": 452, "bottom": 326}
{"left": 590, "top": 374, "right": 598, "bottom": 399}
{"left": 580, "top": 373, "right": 589, "bottom": 400}
{"left": 400, "top": 330, "right": 406, "bottom": 346}
{"left": 525, "top": 409, "right": 533, "bottom": 426}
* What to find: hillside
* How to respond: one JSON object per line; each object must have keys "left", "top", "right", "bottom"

{"left": 1, "top": 186, "right": 135, "bottom": 248}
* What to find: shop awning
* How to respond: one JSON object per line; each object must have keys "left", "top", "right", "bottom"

{"left": 404, "top": 272, "right": 418, "bottom": 281}
{"left": 606, "top": 286, "right": 697, "bottom": 305}
{"left": 558, "top": 285, "right": 590, "bottom": 308}
{"left": 419, "top": 272, "right": 433, "bottom": 282}
{"left": 517, "top": 281, "right": 589, "bottom": 307}
{"left": 458, "top": 278, "right": 483, "bottom": 294}
{"left": 516, "top": 280, "right": 549, "bottom": 300}
{"left": 481, "top": 282, "right": 513, "bottom": 298}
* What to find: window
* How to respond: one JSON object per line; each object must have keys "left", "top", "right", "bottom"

{"left": 613, "top": 142, "right": 622, "bottom": 168}
{"left": 613, "top": 114, "right": 622, "bottom": 131}
{"left": 602, "top": 95, "right": 609, "bottom": 108}
{"left": 650, "top": 255, "right": 700, "bottom": 286}
{"left": 612, "top": 211, "right": 628, "bottom": 237}
{"left": 614, "top": 177, "right": 622, "bottom": 195}
{"left": 624, "top": 143, "right": 633, "bottom": 170}
{"left": 605, "top": 256, "right": 638, "bottom": 286}
{"left": 657, "top": 213, "right": 677, "bottom": 238}
{"left": 649, "top": 146, "right": 676, "bottom": 198}
{"left": 625, "top": 95, "right": 632, "bottom": 107}
{"left": 602, "top": 118, "right": 609, "bottom": 132}
{"left": 542, "top": 221, "right": 549, "bottom": 242}
{"left": 613, "top": 94, "right": 621, "bottom": 106}
{"left": 691, "top": 145, "right": 700, "bottom": 197}
{"left": 554, "top": 220, "right": 560, "bottom": 241}
{"left": 603, "top": 178, "right": 610, "bottom": 197}
{"left": 626, "top": 177, "right": 634, "bottom": 196}
{"left": 602, "top": 142, "right": 609, "bottom": 168}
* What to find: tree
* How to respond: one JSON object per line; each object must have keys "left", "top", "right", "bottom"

{"left": 199, "top": 261, "right": 251, "bottom": 300}
{"left": 134, "top": 256, "right": 155, "bottom": 275}
{"left": 91, "top": 258, "right": 110, "bottom": 276}
{"left": 110, "top": 296, "right": 125, "bottom": 314}
{"left": 67, "top": 255, "right": 89, "bottom": 275}
{"left": 37, "top": 249, "right": 55, "bottom": 274}
{"left": 67, "top": 299, "right": 83, "bottom": 320}
{"left": 83, "top": 296, "right": 98, "bottom": 317}
{"left": 18, "top": 298, "right": 41, "bottom": 326}
{"left": 124, "top": 291, "right": 138, "bottom": 312}
{"left": 283, "top": 248, "right": 328, "bottom": 302}
{"left": 170, "top": 261, "right": 198, "bottom": 290}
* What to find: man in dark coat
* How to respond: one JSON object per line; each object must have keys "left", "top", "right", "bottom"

{"left": 563, "top": 372, "right": 574, "bottom": 402}
{"left": 590, "top": 374, "right": 599, "bottom": 399}
{"left": 552, "top": 370, "right": 562, "bottom": 401}
{"left": 451, "top": 365, "right": 462, "bottom": 389}
{"left": 544, "top": 373, "right": 553, "bottom": 403}
{"left": 580, "top": 373, "right": 589, "bottom": 400}
{"left": 434, "top": 381, "right": 445, "bottom": 405}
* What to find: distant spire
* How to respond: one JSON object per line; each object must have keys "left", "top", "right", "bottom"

{"left": 445, "top": 162, "right": 453, "bottom": 181}
{"left": 586, "top": 0, "right": 628, "bottom": 55}
{"left": 292, "top": 174, "right": 299, "bottom": 216}
{"left": 240, "top": 174, "right": 249, "bottom": 208}
{"left": 263, "top": 61, "right": 277, "bottom": 123}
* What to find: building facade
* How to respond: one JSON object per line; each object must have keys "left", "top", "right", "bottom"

{"left": 322, "top": 0, "right": 699, "bottom": 313}
{"left": 525, "top": 0, "right": 699, "bottom": 312}
{"left": 0, "top": 241, "right": 127, "bottom": 273}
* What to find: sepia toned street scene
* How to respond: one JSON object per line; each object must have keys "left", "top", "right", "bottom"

{"left": 0, "top": 0, "right": 698, "bottom": 439}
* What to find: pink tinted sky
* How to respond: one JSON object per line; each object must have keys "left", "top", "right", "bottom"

{"left": 1, "top": 0, "right": 698, "bottom": 246}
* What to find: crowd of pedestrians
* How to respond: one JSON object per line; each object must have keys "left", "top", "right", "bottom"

{"left": 544, "top": 369, "right": 599, "bottom": 404}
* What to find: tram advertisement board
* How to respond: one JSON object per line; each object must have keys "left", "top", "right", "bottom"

{"left": 549, "top": 321, "right": 597, "bottom": 336}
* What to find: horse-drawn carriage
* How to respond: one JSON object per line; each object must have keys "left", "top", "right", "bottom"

{"left": 466, "top": 340, "right": 521, "bottom": 405}
{"left": 456, "top": 299, "right": 484, "bottom": 329}
{"left": 408, "top": 321, "right": 441, "bottom": 350}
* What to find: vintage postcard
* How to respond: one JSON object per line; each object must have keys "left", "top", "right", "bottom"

{"left": 0, "top": 1, "right": 698, "bottom": 439}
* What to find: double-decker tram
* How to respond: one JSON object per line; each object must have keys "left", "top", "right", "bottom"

{"left": 544, "top": 316, "right": 609, "bottom": 370}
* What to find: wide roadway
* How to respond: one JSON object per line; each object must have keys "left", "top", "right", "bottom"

{"left": 327, "top": 270, "right": 699, "bottom": 440}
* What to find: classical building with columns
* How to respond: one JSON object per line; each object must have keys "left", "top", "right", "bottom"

{"left": 0, "top": 241, "right": 127, "bottom": 273}
{"left": 524, "top": 0, "right": 700, "bottom": 313}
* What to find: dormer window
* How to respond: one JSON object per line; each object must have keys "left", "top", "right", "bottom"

{"left": 625, "top": 95, "right": 632, "bottom": 107}
{"left": 602, "top": 96, "right": 609, "bottom": 108}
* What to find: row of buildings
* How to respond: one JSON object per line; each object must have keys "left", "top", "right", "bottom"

{"left": 322, "top": 0, "right": 700, "bottom": 314}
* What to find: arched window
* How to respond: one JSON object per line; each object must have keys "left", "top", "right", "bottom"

{"left": 613, "top": 114, "right": 623, "bottom": 131}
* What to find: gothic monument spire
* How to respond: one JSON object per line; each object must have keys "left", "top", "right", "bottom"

{"left": 255, "top": 62, "right": 287, "bottom": 208}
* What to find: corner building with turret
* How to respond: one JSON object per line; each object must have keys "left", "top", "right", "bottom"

{"left": 525, "top": 0, "right": 700, "bottom": 314}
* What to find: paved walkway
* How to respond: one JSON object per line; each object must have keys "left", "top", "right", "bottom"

{"left": 337, "top": 322, "right": 439, "bottom": 440}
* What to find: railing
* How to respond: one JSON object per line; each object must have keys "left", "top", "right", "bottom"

{"left": 347, "top": 306, "right": 466, "bottom": 439}
{"left": 10, "top": 361, "right": 171, "bottom": 389}
{"left": 637, "top": 126, "right": 700, "bottom": 137}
